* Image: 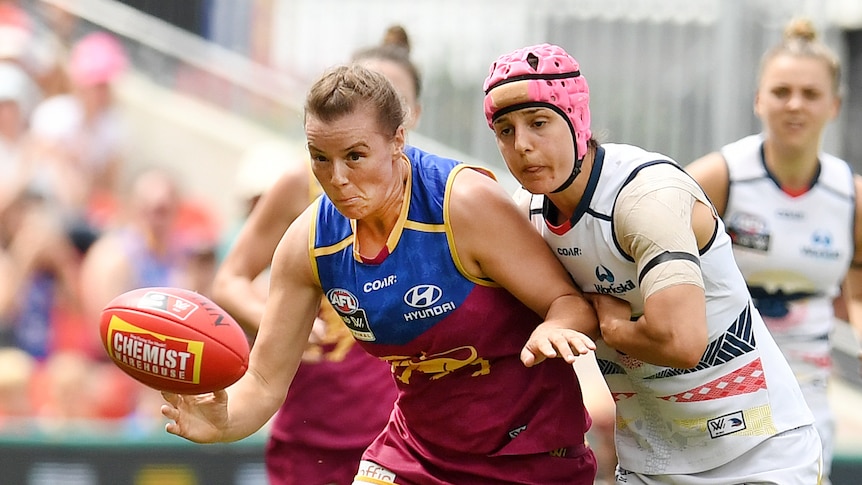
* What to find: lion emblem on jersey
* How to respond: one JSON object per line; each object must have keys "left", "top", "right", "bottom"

{"left": 382, "top": 346, "right": 490, "bottom": 384}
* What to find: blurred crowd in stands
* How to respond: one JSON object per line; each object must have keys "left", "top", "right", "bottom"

{"left": 0, "top": 1, "right": 222, "bottom": 438}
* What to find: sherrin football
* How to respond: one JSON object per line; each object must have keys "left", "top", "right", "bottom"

{"left": 100, "top": 287, "right": 250, "bottom": 394}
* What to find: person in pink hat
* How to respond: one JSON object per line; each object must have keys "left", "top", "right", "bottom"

{"left": 483, "top": 42, "right": 822, "bottom": 484}
{"left": 27, "top": 31, "right": 129, "bottom": 253}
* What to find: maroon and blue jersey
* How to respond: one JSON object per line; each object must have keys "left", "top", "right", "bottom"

{"left": 311, "top": 146, "right": 591, "bottom": 458}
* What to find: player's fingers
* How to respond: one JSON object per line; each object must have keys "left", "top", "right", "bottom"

{"left": 520, "top": 346, "right": 545, "bottom": 367}
{"left": 164, "top": 420, "right": 180, "bottom": 436}
{"left": 161, "top": 391, "right": 180, "bottom": 406}
{"left": 212, "top": 389, "right": 228, "bottom": 404}
{"left": 161, "top": 403, "right": 179, "bottom": 420}
{"left": 567, "top": 334, "right": 596, "bottom": 354}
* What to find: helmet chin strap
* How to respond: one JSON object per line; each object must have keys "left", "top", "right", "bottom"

{"left": 550, "top": 157, "right": 582, "bottom": 193}
{"left": 551, "top": 135, "right": 583, "bottom": 193}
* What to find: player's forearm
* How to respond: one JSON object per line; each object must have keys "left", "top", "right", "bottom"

{"left": 221, "top": 369, "right": 287, "bottom": 442}
{"left": 601, "top": 287, "right": 707, "bottom": 368}
{"left": 211, "top": 273, "right": 267, "bottom": 335}
{"left": 600, "top": 315, "right": 702, "bottom": 368}
{"left": 546, "top": 294, "right": 600, "bottom": 340}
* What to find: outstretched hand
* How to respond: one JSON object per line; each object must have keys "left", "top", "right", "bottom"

{"left": 161, "top": 390, "right": 229, "bottom": 444}
{"left": 521, "top": 325, "right": 596, "bottom": 367}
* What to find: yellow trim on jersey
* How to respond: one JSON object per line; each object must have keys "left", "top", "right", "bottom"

{"left": 308, "top": 198, "right": 324, "bottom": 288}
{"left": 316, "top": 236, "right": 354, "bottom": 257}
{"left": 352, "top": 477, "right": 402, "bottom": 485}
{"left": 443, "top": 164, "right": 501, "bottom": 287}
{"left": 403, "top": 220, "right": 445, "bottom": 232}
{"left": 308, "top": 197, "right": 353, "bottom": 285}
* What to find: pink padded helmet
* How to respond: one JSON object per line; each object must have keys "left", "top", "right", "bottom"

{"left": 483, "top": 43, "right": 591, "bottom": 160}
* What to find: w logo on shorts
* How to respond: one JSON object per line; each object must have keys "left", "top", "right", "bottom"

{"left": 707, "top": 410, "right": 747, "bottom": 438}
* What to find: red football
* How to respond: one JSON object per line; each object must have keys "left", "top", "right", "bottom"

{"left": 99, "top": 287, "right": 250, "bottom": 394}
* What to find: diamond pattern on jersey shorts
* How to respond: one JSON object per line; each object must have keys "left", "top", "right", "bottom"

{"left": 612, "top": 392, "right": 636, "bottom": 402}
{"left": 660, "top": 358, "right": 766, "bottom": 402}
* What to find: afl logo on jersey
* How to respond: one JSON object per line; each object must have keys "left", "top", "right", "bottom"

{"left": 727, "top": 212, "right": 770, "bottom": 252}
{"left": 327, "top": 288, "right": 359, "bottom": 314}
{"left": 403, "top": 285, "right": 443, "bottom": 308}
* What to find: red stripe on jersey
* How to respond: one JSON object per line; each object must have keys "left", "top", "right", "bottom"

{"left": 660, "top": 358, "right": 766, "bottom": 402}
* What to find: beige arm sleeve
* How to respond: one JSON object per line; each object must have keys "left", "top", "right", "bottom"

{"left": 614, "top": 164, "right": 711, "bottom": 299}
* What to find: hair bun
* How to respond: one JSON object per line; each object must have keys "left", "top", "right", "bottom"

{"left": 783, "top": 17, "right": 818, "bottom": 43}
{"left": 382, "top": 25, "right": 410, "bottom": 54}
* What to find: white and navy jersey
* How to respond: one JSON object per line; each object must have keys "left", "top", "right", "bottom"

{"left": 520, "top": 143, "right": 814, "bottom": 475}
{"left": 721, "top": 135, "right": 856, "bottom": 338}
{"left": 722, "top": 133, "right": 855, "bottom": 381}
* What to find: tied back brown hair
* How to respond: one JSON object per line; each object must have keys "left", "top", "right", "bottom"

{"left": 352, "top": 24, "right": 422, "bottom": 99}
{"left": 759, "top": 17, "right": 842, "bottom": 95}
{"left": 304, "top": 64, "right": 407, "bottom": 137}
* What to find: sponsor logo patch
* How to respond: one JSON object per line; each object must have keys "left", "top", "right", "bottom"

{"left": 137, "top": 291, "right": 199, "bottom": 320}
{"left": 727, "top": 213, "right": 770, "bottom": 251}
{"left": 106, "top": 316, "right": 203, "bottom": 383}
{"left": 707, "top": 410, "right": 746, "bottom": 438}
{"left": 356, "top": 460, "right": 396, "bottom": 482}
{"left": 403, "top": 284, "right": 443, "bottom": 308}
{"left": 593, "top": 265, "right": 635, "bottom": 294}
{"left": 327, "top": 288, "right": 375, "bottom": 341}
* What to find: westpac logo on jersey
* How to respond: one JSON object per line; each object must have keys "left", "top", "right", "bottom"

{"left": 707, "top": 410, "right": 746, "bottom": 438}
{"left": 594, "top": 265, "right": 635, "bottom": 294}
{"left": 327, "top": 288, "right": 375, "bottom": 341}
{"left": 402, "top": 284, "right": 456, "bottom": 322}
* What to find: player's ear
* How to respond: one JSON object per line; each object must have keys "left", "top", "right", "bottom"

{"left": 393, "top": 125, "right": 406, "bottom": 156}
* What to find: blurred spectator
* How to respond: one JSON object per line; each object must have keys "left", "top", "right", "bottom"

{"left": 0, "top": 60, "right": 86, "bottom": 363}
{"left": 0, "top": 0, "right": 70, "bottom": 99}
{"left": 72, "top": 168, "right": 218, "bottom": 432}
{"left": 216, "top": 138, "right": 295, "bottom": 264}
{"left": 28, "top": 31, "right": 129, "bottom": 253}
{"left": 78, "top": 167, "right": 218, "bottom": 357}
{"left": 29, "top": 350, "right": 99, "bottom": 433}
{"left": 0, "top": 60, "right": 40, "bottom": 211}
{"left": 0, "top": 194, "right": 82, "bottom": 359}
{"left": 0, "top": 346, "right": 36, "bottom": 426}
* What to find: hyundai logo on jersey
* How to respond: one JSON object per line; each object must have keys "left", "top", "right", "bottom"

{"left": 403, "top": 285, "right": 443, "bottom": 308}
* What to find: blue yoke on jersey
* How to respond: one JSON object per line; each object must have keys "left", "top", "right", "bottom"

{"left": 312, "top": 146, "right": 483, "bottom": 345}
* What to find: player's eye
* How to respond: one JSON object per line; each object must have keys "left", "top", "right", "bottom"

{"left": 495, "top": 125, "right": 513, "bottom": 137}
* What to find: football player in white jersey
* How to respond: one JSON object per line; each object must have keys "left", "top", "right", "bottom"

{"left": 484, "top": 43, "right": 823, "bottom": 484}
{"left": 687, "top": 17, "right": 862, "bottom": 484}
